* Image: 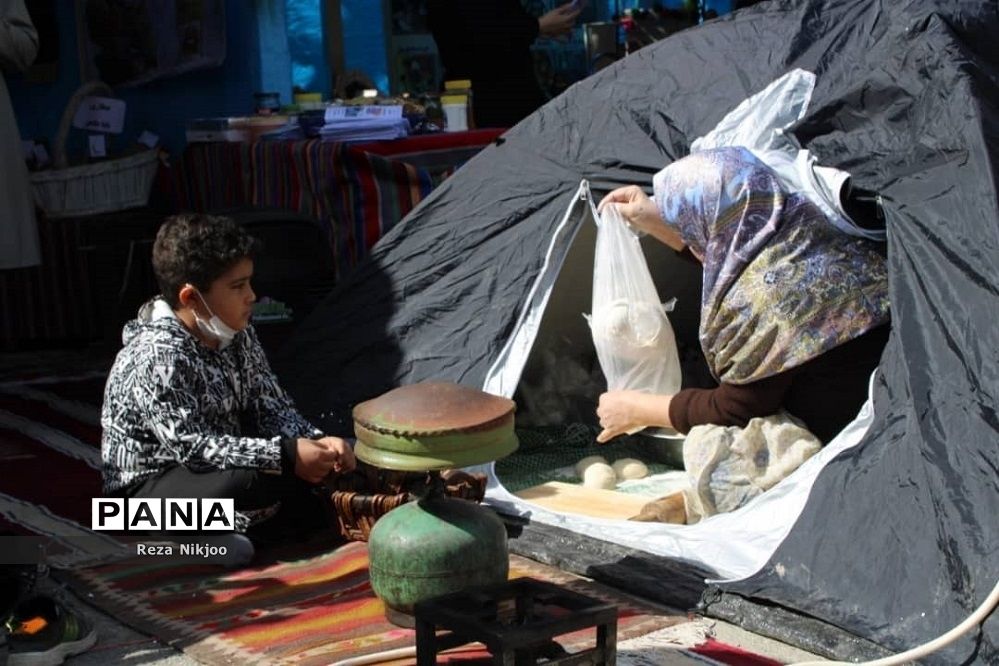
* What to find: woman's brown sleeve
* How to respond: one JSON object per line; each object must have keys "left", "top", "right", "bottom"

{"left": 668, "top": 371, "right": 793, "bottom": 433}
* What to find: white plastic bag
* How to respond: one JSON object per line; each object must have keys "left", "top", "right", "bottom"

{"left": 586, "top": 205, "right": 681, "bottom": 399}
{"left": 690, "top": 68, "right": 816, "bottom": 154}
{"left": 690, "top": 68, "right": 883, "bottom": 241}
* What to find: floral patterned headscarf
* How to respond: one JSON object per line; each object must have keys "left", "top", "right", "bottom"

{"left": 652, "top": 147, "right": 889, "bottom": 384}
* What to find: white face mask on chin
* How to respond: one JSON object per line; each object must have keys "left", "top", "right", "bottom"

{"left": 192, "top": 291, "right": 239, "bottom": 350}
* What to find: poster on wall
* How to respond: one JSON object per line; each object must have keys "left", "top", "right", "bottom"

{"left": 391, "top": 33, "right": 440, "bottom": 96}
{"left": 389, "top": 0, "right": 429, "bottom": 35}
{"left": 385, "top": 0, "right": 442, "bottom": 95}
{"left": 75, "top": 0, "right": 226, "bottom": 87}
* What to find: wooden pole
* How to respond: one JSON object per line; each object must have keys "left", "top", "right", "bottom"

{"left": 323, "top": 0, "right": 346, "bottom": 94}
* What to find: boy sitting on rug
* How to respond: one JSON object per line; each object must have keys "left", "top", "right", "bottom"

{"left": 100, "top": 213, "right": 355, "bottom": 559}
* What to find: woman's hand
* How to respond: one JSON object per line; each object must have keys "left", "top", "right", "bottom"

{"left": 596, "top": 390, "right": 673, "bottom": 443}
{"left": 599, "top": 185, "right": 688, "bottom": 252}
{"left": 598, "top": 186, "right": 664, "bottom": 236}
{"left": 538, "top": 3, "right": 582, "bottom": 38}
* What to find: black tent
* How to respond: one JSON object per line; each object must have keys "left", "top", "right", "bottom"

{"left": 277, "top": 0, "right": 998, "bottom": 662}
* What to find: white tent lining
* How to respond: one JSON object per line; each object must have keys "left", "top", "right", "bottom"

{"left": 474, "top": 182, "right": 877, "bottom": 582}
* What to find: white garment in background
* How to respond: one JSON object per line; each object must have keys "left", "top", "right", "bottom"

{"left": 0, "top": 0, "right": 40, "bottom": 270}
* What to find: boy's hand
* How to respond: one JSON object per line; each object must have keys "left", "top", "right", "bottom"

{"left": 317, "top": 436, "right": 356, "bottom": 475}
{"left": 294, "top": 438, "right": 340, "bottom": 484}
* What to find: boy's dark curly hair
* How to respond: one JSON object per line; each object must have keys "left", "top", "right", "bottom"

{"left": 152, "top": 214, "right": 260, "bottom": 308}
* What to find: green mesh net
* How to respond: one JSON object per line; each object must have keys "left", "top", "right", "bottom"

{"left": 495, "top": 423, "right": 681, "bottom": 493}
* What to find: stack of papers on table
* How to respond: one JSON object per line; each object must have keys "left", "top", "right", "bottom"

{"left": 320, "top": 105, "right": 409, "bottom": 142}
{"left": 186, "top": 117, "right": 249, "bottom": 143}
{"left": 259, "top": 120, "right": 305, "bottom": 141}
{"left": 186, "top": 116, "right": 299, "bottom": 143}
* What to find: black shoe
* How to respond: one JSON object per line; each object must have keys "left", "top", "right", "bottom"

{"left": 4, "top": 596, "right": 97, "bottom": 666}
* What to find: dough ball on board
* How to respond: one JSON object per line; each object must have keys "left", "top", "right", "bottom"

{"left": 574, "top": 455, "right": 608, "bottom": 478}
{"left": 582, "top": 462, "right": 618, "bottom": 490}
{"left": 612, "top": 458, "right": 649, "bottom": 480}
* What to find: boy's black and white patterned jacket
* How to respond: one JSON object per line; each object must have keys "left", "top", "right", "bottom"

{"left": 100, "top": 299, "right": 324, "bottom": 526}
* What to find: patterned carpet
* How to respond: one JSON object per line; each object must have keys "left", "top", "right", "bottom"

{"left": 61, "top": 540, "right": 685, "bottom": 665}
{"left": 0, "top": 371, "right": 783, "bottom": 665}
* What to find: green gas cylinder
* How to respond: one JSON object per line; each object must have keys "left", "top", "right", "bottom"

{"left": 367, "top": 489, "right": 509, "bottom": 625}
{"left": 351, "top": 381, "right": 518, "bottom": 626}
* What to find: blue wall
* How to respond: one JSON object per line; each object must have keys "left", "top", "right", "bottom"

{"left": 340, "top": 0, "right": 388, "bottom": 94}
{"left": 7, "top": 2, "right": 290, "bottom": 157}
{"left": 8, "top": 0, "right": 734, "bottom": 156}
{"left": 286, "top": 0, "right": 388, "bottom": 98}
{"left": 287, "top": 0, "right": 332, "bottom": 98}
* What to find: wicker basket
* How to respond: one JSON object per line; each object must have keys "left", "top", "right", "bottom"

{"left": 327, "top": 464, "right": 487, "bottom": 542}
{"left": 30, "top": 82, "right": 160, "bottom": 219}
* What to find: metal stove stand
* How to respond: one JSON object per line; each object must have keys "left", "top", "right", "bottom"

{"left": 414, "top": 577, "right": 618, "bottom": 665}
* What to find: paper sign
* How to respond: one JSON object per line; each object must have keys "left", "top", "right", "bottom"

{"left": 137, "top": 130, "right": 159, "bottom": 148}
{"left": 73, "top": 96, "right": 126, "bottom": 134}
{"left": 324, "top": 105, "right": 403, "bottom": 123}
{"left": 88, "top": 134, "right": 107, "bottom": 158}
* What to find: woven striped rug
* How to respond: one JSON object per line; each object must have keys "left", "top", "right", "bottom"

{"left": 0, "top": 372, "right": 782, "bottom": 665}
{"left": 62, "top": 540, "right": 688, "bottom": 665}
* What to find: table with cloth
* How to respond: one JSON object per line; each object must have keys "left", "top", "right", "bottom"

{"left": 0, "top": 129, "right": 503, "bottom": 349}
{"left": 162, "top": 128, "right": 505, "bottom": 279}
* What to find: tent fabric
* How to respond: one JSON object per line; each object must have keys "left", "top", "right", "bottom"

{"left": 277, "top": 0, "right": 998, "bottom": 662}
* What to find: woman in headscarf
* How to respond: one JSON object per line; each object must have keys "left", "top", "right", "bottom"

{"left": 595, "top": 146, "right": 890, "bottom": 444}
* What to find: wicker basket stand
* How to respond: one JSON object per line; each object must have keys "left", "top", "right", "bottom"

{"left": 327, "top": 464, "right": 487, "bottom": 542}
{"left": 30, "top": 82, "right": 160, "bottom": 219}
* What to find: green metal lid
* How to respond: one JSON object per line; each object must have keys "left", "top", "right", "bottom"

{"left": 352, "top": 382, "right": 518, "bottom": 471}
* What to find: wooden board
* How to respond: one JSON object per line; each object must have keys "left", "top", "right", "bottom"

{"left": 514, "top": 481, "right": 649, "bottom": 520}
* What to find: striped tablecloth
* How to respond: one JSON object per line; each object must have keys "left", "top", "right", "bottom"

{"left": 163, "top": 129, "right": 504, "bottom": 278}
